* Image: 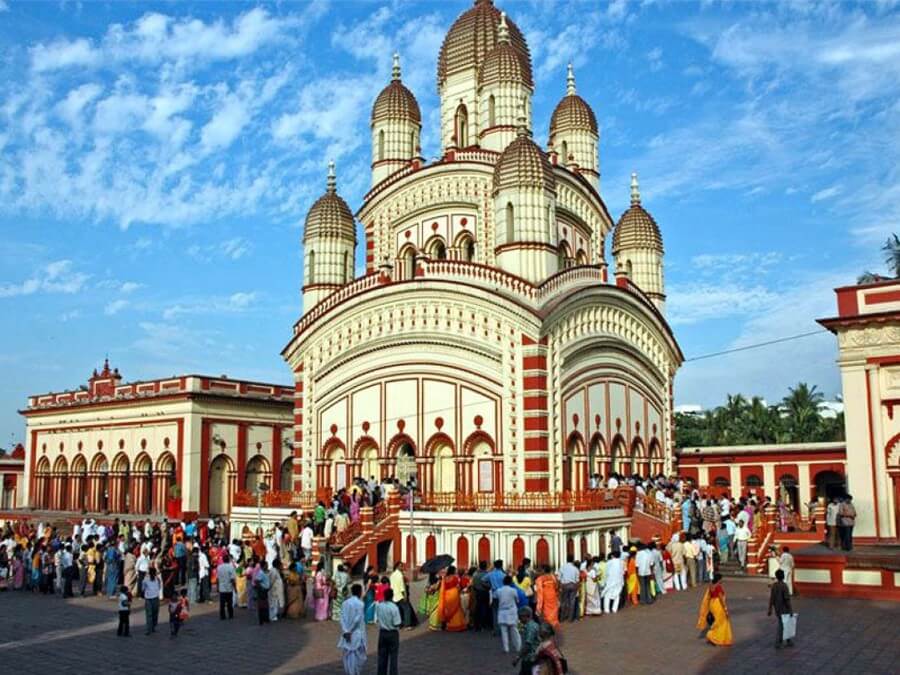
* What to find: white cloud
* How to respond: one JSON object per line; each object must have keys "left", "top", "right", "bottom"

{"left": 647, "top": 47, "right": 663, "bottom": 71}
{"left": 667, "top": 283, "right": 779, "bottom": 326}
{"left": 56, "top": 83, "right": 104, "bottom": 128}
{"left": 162, "top": 291, "right": 258, "bottom": 320}
{"left": 60, "top": 309, "right": 81, "bottom": 322}
{"left": 811, "top": 185, "right": 842, "bottom": 202}
{"left": 201, "top": 93, "right": 249, "bottom": 153}
{"left": 104, "top": 299, "right": 129, "bottom": 315}
{"left": 188, "top": 237, "right": 252, "bottom": 262}
{"left": 0, "top": 260, "right": 90, "bottom": 298}
{"left": 0, "top": 1, "right": 9, "bottom": 12}
{"left": 120, "top": 282, "right": 142, "bottom": 294}
{"left": 30, "top": 8, "right": 300, "bottom": 73}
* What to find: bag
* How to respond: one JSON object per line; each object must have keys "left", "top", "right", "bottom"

{"left": 781, "top": 613, "right": 797, "bottom": 641}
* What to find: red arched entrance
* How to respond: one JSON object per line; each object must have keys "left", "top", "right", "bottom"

{"left": 478, "top": 536, "right": 491, "bottom": 564}
{"left": 425, "top": 534, "right": 437, "bottom": 561}
{"left": 512, "top": 537, "right": 525, "bottom": 568}
{"left": 535, "top": 538, "right": 550, "bottom": 567}
{"left": 456, "top": 536, "right": 470, "bottom": 570}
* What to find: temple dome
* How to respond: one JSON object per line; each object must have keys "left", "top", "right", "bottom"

{"left": 303, "top": 163, "right": 356, "bottom": 243}
{"left": 493, "top": 131, "right": 556, "bottom": 193}
{"left": 372, "top": 53, "right": 421, "bottom": 125}
{"left": 438, "top": 0, "right": 532, "bottom": 88}
{"left": 612, "top": 174, "right": 663, "bottom": 254}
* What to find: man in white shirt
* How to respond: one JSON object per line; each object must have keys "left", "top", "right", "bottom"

{"left": 494, "top": 576, "right": 522, "bottom": 654}
{"left": 778, "top": 546, "right": 795, "bottom": 595}
{"left": 300, "top": 523, "right": 314, "bottom": 561}
{"left": 734, "top": 522, "right": 752, "bottom": 570}
{"left": 557, "top": 555, "right": 580, "bottom": 622}
{"left": 198, "top": 548, "right": 211, "bottom": 603}
{"left": 826, "top": 497, "right": 840, "bottom": 548}
{"left": 216, "top": 553, "right": 236, "bottom": 619}
{"left": 607, "top": 475, "right": 619, "bottom": 490}
{"left": 375, "top": 589, "right": 402, "bottom": 675}
{"left": 635, "top": 543, "right": 655, "bottom": 605}
{"left": 338, "top": 583, "right": 367, "bottom": 675}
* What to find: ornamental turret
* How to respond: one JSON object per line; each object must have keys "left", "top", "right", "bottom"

{"left": 477, "top": 12, "right": 533, "bottom": 153}
{"left": 549, "top": 64, "right": 599, "bottom": 188}
{"left": 613, "top": 173, "right": 665, "bottom": 311}
{"left": 302, "top": 162, "right": 357, "bottom": 311}
{"left": 371, "top": 53, "right": 422, "bottom": 186}
{"left": 493, "top": 105, "right": 558, "bottom": 284}
{"left": 437, "top": 0, "right": 532, "bottom": 153}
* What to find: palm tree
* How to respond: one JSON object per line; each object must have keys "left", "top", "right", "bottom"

{"left": 781, "top": 383, "right": 824, "bottom": 442}
{"left": 884, "top": 233, "right": 900, "bottom": 277}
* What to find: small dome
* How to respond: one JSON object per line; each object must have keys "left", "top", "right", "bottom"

{"left": 612, "top": 174, "right": 663, "bottom": 254}
{"left": 478, "top": 13, "right": 530, "bottom": 88}
{"left": 303, "top": 162, "right": 356, "bottom": 243}
{"left": 493, "top": 131, "right": 556, "bottom": 193}
{"left": 438, "top": 0, "right": 532, "bottom": 89}
{"left": 549, "top": 64, "right": 598, "bottom": 137}
{"left": 372, "top": 53, "right": 421, "bottom": 125}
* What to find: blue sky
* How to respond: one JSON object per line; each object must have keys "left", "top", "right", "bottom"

{"left": 1, "top": 0, "right": 899, "bottom": 445}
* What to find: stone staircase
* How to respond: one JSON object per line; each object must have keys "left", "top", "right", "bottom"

{"left": 329, "top": 491, "right": 401, "bottom": 573}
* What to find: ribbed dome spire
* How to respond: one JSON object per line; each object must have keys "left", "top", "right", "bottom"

{"left": 612, "top": 172, "right": 663, "bottom": 254}
{"left": 372, "top": 52, "right": 421, "bottom": 125}
{"left": 438, "top": 0, "right": 532, "bottom": 88}
{"left": 493, "top": 99, "right": 555, "bottom": 193}
{"left": 478, "top": 12, "right": 531, "bottom": 88}
{"left": 549, "top": 63, "right": 598, "bottom": 136}
{"left": 303, "top": 161, "right": 356, "bottom": 243}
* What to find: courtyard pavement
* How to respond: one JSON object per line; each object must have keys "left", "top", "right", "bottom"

{"left": 0, "top": 578, "right": 896, "bottom": 674}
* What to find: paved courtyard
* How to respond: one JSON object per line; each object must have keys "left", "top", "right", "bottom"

{"left": 0, "top": 578, "right": 896, "bottom": 674}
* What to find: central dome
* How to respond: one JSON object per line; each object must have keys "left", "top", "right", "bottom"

{"left": 437, "top": 0, "right": 532, "bottom": 89}
{"left": 493, "top": 132, "right": 556, "bottom": 193}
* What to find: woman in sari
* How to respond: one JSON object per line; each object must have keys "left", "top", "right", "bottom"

{"left": 363, "top": 565, "right": 378, "bottom": 624}
{"left": 422, "top": 573, "right": 442, "bottom": 630}
{"left": 162, "top": 548, "right": 178, "bottom": 600}
{"left": 312, "top": 560, "right": 330, "bottom": 621}
{"left": 235, "top": 562, "right": 248, "bottom": 608}
{"left": 460, "top": 567, "right": 475, "bottom": 626}
{"left": 436, "top": 565, "right": 468, "bottom": 632}
{"left": 534, "top": 565, "right": 560, "bottom": 630}
{"left": 284, "top": 567, "right": 305, "bottom": 619}
{"left": 626, "top": 547, "right": 639, "bottom": 606}
{"left": 349, "top": 494, "right": 361, "bottom": 525}
{"left": 696, "top": 573, "right": 733, "bottom": 646}
{"left": 11, "top": 548, "right": 25, "bottom": 590}
{"left": 331, "top": 563, "right": 350, "bottom": 621}
{"left": 583, "top": 557, "right": 603, "bottom": 616}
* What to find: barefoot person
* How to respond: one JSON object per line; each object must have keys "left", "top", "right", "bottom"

{"left": 696, "top": 573, "right": 733, "bottom": 646}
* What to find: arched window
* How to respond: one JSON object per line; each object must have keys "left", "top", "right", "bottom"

{"left": 308, "top": 250, "right": 315, "bottom": 284}
{"left": 745, "top": 474, "right": 763, "bottom": 487}
{"left": 561, "top": 140, "right": 569, "bottom": 163}
{"left": 505, "top": 202, "right": 514, "bottom": 243}
{"left": 398, "top": 244, "right": 417, "bottom": 280}
{"left": 575, "top": 249, "right": 588, "bottom": 265}
{"left": 466, "top": 238, "right": 475, "bottom": 262}
{"left": 625, "top": 259, "right": 633, "bottom": 278}
{"left": 713, "top": 476, "right": 730, "bottom": 487}
{"left": 455, "top": 104, "right": 468, "bottom": 147}
{"left": 378, "top": 129, "right": 385, "bottom": 161}
{"left": 427, "top": 237, "right": 447, "bottom": 260}
{"left": 342, "top": 250, "right": 349, "bottom": 283}
{"left": 488, "top": 95, "right": 496, "bottom": 127}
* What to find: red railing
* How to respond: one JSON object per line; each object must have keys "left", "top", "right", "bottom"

{"left": 373, "top": 500, "right": 387, "bottom": 525}
{"left": 232, "top": 490, "right": 321, "bottom": 509}
{"left": 416, "top": 487, "right": 635, "bottom": 513}
{"left": 331, "top": 520, "right": 362, "bottom": 547}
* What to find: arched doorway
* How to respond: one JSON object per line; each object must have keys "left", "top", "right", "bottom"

{"left": 52, "top": 455, "right": 68, "bottom": 510}
{"left": 112, "top": 452, "right": 130, "bottom": 513}
{"left": 473, "top": 441, "right": 494, "bottom": 493}
{"left": 512, "top": 537, "right": 525, "bottom": 568}
{"left": 35, "top": 457, "right": 50, "bottom": 509}
{"left": 814, "top": 470, "right": 845, "bottom": 501}
{"left": 279, "top": 457, "right": 293, "bottom": 492}
{"left": 588, "top": 435, "right": 605, "bottom": 479}
{"left": 611, "top": 437, "right": 627, "bottom": 475}
{"left": 535, "top": 537, "right": 550, "bottom": 567}
{"left": 779, "top": 474, "right": 799, "bottom": 511}
{"left": 92, "top": 454, "right": 110, "bottom": 512}
{"left": 209, "top": 454, "right": 234, "bottom": 516}
{"left": 362, "top": 446, "right": 379, "bottom": 482}
{"left": 155, "top": 453, "right": 176, "bottom": 513}
{"left": 478, "top": 535, "right": 491, "bottom": 564}
{"left": 328, "top": 446, "right": 347, "bottom": 490}
{"left": 426, "top": 236, "right": 447, "bottom": 260}
{"left": 245, "top": 455, "right": 270, "bottom": 493}
{"left": 631, "top": 439, "right": 645, "bottom": 476}
{"left": 133, "top": 454, "right": 152, "bottom": 514}
{"left": 70, "top": 455, "right": 87, "bottom": 513}
{"left": 456, "top": 536, "right": 469, "bottom": 570}
{"left": 434, "top": 445, "right": 455, "bottom": 493}
{"left": 425, "top": 534, "right": 437, "bottom": 561}
{"left": 396, "top": 441, "right": 416, "bottom": 487}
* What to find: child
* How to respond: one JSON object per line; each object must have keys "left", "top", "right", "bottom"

{"left": 374, "top": 575, "right": 390, "bottom": 603}
{"left": 168, "top": 588, "right": 190, "bottom": 638}
{"left": 116, "top": 584, "right": 131, "bottom": 637}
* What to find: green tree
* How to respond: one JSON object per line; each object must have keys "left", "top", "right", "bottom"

{"left": 780, "top": 382, "right": 824, "bottom": 442}
{"left": 858, "top": 233, "right": 900, "bottom": 283}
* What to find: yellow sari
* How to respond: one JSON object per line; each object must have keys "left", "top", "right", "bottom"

{"left": 696, "top": 583, "right": 733, "bottom": 646}
{"left": 436, "top": 575, "right": 467, "bottom": 632}
{"left": 626, "top": 557, "right": 639, "bottom": 605}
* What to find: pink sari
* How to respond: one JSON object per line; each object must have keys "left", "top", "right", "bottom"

{"left": 313, "top": 571, "right": 330, "bottom": 621}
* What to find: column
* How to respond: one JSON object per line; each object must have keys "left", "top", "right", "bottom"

{"left": 729, "top": 465, "right": 741, "bottom": 495}
{"left": 522, "top": 335, "right": 550, "bottom": 491}
{"left": 797, "top": 463, "right": 811, "bottom": 513}
{"left": 762, "top": 464, "right": 776, "bottom": 501}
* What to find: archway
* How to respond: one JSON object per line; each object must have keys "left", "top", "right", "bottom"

{"left": 426, "top": 236, "right": 447, "bottom": 261}
{"left": 133, "top": 453, "right": 152, "bottom": 514}
{"left": 588, "top": 434, "right": 605, "bottom": 478}
{"left": 245, "top": 454, "right": 270, "bottom": 493}
{"left": 328, "top": 446, "right": 347, "bottom": 491}
{"left": 209, "top": 454, "right": 234, "bottom": 516}
{"left": 454, "top": 232, "right": 475, "bottom": 262}
{"left": 454, "top": 104, "right": 468, "bottom": 147}
{"left": 434, "top": 445, "right": 455, "bottom": 493}
{"left": 279, "top": 457, "right": 293, "bottom": 492}
{"left": 778, "top": 474, "right": 799, "bottom": 511}
{"left": 52, "top": 455, "right": 68, "bottom": 510}
{"left": 397, "top": 243, "right": 417, "bottom": 281}
{"left": 91, "top": 454, "right": 110, "bottom": 512}
{"left": 70, "top": 455, "right": 87, "bottom": 513}
{"left": 155, "top": 452, "right": 176, "bottom": 514}
{"left": 512, "top": 537, "right": 525, "bottom": 568}
{"left": 456, "top": 536, "right": 469, "bottom": 570}
{"left": 477, "top": 535, "right": 491, "bottom": 564}
{"left": 610, "top": 436, "right": 628, "bottom": 475}
{"left": 473, "top": 441, "right": 494, "bottom": 493}
{"left": 425, "top": 534, "right": 437, "bottom": 561}
{"left": 111, "top": 452, "right": 130, "bottom": 513}
{"left": 564, "top": 433, "right": 583, "bottom": 492}
{"left": 814, "top": 470, "right": 845, "bottom": 501}
{"left": 631, "top": 438, "right": 645, "bottom": 476}
{"left": 35, "top": 457, "right": 50, "bottom": 509}
{"left": 535, "top": 537, "right": 550, "bottom": 568}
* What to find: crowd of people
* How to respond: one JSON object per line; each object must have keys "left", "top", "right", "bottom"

{"left": 0, "top": 471, "right": 821, "bottom": 673}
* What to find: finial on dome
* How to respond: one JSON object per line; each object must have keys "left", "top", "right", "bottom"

{"left": 498, "top": 12, "right": 510, "bottom": 44}
{"left": 392, "top": 52, "right": 401, "bottom": 81}
{"left": 327, "top": 160, "right": 336, "bottom": 194}
{"left": 516, "top": 96, "right": 528, "bottom": 137}
{"left": 630, "top": 172, "right": 641, "bottom": 205}
{"left": 566, "top": 62, "right": 576, "bottom": 96}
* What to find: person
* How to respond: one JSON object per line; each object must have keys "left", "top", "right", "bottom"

{"left": 332, "top": 563, "right": 350, "bottom": 622}
{"left": 254, "top": 559, "right": 272, "bottom": 625}
{"left": 198, "top": 546, "right": 211, "bottom": 603}
{"left": 838, "top": 496, "right": 856, "bottom": 551}
{"left": 300, "top": 521, "right": 314, "bottom": 561}
{"left": 532, "top": 622, "right": 566, "bottom": 674}
{"left": 268, "top": 559, "right": 285, "bottom": 622}
{"left": 168, "top": 588, "right": 189, "bottom": 638}
{"left": 389, "top": 561, "right": 417, "bottom": 628}
{"left": 768, "top": 569, "right": 794, "bottom": 649}
{"left": 313, "top": 560, "right": 330, "bottom": 621}
{"left": 435, "top": 565, "right": 467, "bottom": 631}
{"left": 216, "top": 552, "right": 236, "bottom": 619}
{"left": 583, "top": 557, "right": 603, "bottom": 615}
{"left": 141, "top": 567, "right": 161, "bottom": 635}
{"left": 635, "top": 543, "right": 654, "bottom": 605}
{"left": 557, "top": 555, "right": 580, "bottom": 622}
{"left": 104, "top": 544, "right": 120, "bottom": 598}
{"left": 495, "top": 575, "right": 521, "bottom": 654}
{"left": 601, "top": 551, "right": 624, "bottom": 613}
{"left": 667, "top": 533, "right": 686, "bottom": 591}
{"left": 314, "top": 501, "right": 327, "bottom": 536}
{"left": 338, "top": 583, "right": 367, "bottom": 675}
{"left": 826, "top": 496, "right": 839, "bottom": 548}
{"left": 471, "top": 561, "right": 492, "bottom": 631}
{"left": 778, "top": 546, "right": 795, "bottom": 595}
{"left": 364, "top": 565, "right": 379, "bottom": 624}
{"left": 123, "top": 546, "right": 137, "bottom": 598}
{"left": 626, "top": 546, "right": 639, "bottom": 606}
{"left": 734, "top": 520, "right": 751, "bottom": 570}
{"left": 376, "top": 587, "right": 402, "bottom": 675}
{"left": 513, "top": 606, "right": 540, "bottom": 675}
{"left": 696, "top": 573, "right": 733, "bottom": 646}
{"left": 422, "top": 573, "right": 442, "bottom": 630}
{"left": 116, "top": 584, "right": 131, "bottom": 637}
{"left": 534, "top": 565, "right": 560, "bottom": 629}
{"left": 187, "top": 548, "right": 200, "bottom": 603}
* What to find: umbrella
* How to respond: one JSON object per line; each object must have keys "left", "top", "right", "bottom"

{"left": 420, "top": 554, "right": 454, "bottom": 575}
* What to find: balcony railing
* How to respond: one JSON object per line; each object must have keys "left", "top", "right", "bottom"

{"left": 232, "top": 490, "right": 323, "bottom": 510}
{"left": 416, "top": 487, "right": 635, "bottom": 514}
